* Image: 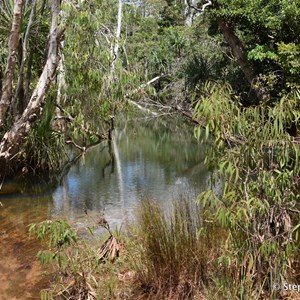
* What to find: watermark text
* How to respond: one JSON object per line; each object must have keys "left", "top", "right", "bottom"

{"left": 273, "top": 283, "right": 300, "bottom": 292}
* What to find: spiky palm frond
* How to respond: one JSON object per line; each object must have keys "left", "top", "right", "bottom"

{"left": 0, "top": 0, "right": 50, "bottom": 48}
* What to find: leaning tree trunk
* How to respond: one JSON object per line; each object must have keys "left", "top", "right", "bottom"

{"left": 0, "top": 0, "right": 24, "bottom": 129}
{"left": 218, "top": 18, "right": 269, "bottom": 102}
{"left": 218, "top": 19, "right": 256, "bottom": 84}
{"left": 0, "top": 0, "right": 61, "bottom": 174}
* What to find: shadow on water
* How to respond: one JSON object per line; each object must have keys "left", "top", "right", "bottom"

{"left": 0, "top": 115, "right": 210, "bottom": 299}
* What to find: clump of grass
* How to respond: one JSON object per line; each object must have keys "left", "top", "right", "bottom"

{"left": 129, "top": 197, "right": 225, "bottom": 300}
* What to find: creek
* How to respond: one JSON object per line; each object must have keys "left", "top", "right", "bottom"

{"left": 0, "top": 116, "right": 209, "bottom": 299}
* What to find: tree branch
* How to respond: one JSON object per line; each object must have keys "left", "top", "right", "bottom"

{"left": 125, "top": 75, "right": 163, "bottom": 98}
{"left": 187, "top": 0, "right": 212, "bottom": 12}
{"left": 54, "top": 102, "right": 107, "bottom": 140}
{"left": 124, "top": 75, "right": 164, "bottom": 116}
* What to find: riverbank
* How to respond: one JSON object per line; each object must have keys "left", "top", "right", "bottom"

{"left": 0, "top": 118, "right": 209, "bottom": 299}
{"left": 29, "top": 197, "right": 300, "bottom": 300}
{"left": 28, "top": 197, "right": 212, "bottom": 299}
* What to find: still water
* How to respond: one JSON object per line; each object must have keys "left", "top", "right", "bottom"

{"left": 0, "top": 117, "right": 210, "bottom": 299}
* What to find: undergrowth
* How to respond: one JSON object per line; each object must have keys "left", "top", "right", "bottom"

{"left": 31, "top": 196, "right": 300, "bottom": 299}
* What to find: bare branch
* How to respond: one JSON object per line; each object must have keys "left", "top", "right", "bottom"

{"left": 66, "top": 140, "right": 86, "bottom": 152}
{"left": 124, "top": 75, "right": 165, "bottom": 116}
{"left": 125, "top": 75, "right": 163, "bottom": 98}
{"left": 127, "top": 99, "right": 158, "bottom": 116}
{"left": 54, "top": 102, "right": 106, "bottom": 140}
{"left": 187, "top": 0, "right": 212, "bottom": 12}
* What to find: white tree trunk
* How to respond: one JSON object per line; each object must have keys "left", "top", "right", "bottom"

{"left": 13, "top": 0, "right": 37, "bottom": 119}
{"left": 111, "top": 0, "right": 123, "bottom": 76}
{"left": 0, "top": 0, "right": 61, "bottom": 171}
{"left": 0, "top": 0, "right": 24, "bottom": 128}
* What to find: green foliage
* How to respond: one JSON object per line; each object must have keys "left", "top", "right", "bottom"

{"left": 248, "top": 42, "right": 300, "bottom": 87}
{"left": 194, "top": 82, "right": 300, "bottom": 297}
{"left": 29, "top": 219, "right": 96, "bottom": 299}
{"left": 29, "top": 219, "right": 77, "bottom": 280}
{"left": 24, "top": 100, "right": 67, "bottom": 173}
{"left": 184, "top": 53, "right": 222, "bottom": 91}
{"left": 276, "top": 42, "right": 300, "bottom": 85}
{"left": 158, "top": 0, "right": 186, "bottom": 27}
{"left": 30, "top": 218, "right": 126, "bottom": 299}
{"left": 214, "top": 0, "right": 300, "bottom": 37}
{"left": 63, "top": 0, "right": 143, "bottom": 131}
{"left": 29, "top": 219, "right": 77, "bottom": 249}
{"left": 0, "top": 0, "right": 50, "bottom": 70}
{"left": 206, "top": 0, "right": 300, "bottom": 96}
{"left": 165, "top": 26, "right": 186, "bottom": 55}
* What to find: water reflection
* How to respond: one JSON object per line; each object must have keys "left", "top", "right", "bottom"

{"left": 1, "top": 117, "right": 209, "bottom": 228}
{"left": 0, "top": 116, "right": 211, "bottom": 298}
{"left": 50, "top": 118, "right": 209, "bottom": 228}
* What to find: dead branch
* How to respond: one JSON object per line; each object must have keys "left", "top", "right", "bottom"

{"left": 127, "top": 99, "right": 158, "bottom": 116}
{"left": 124, "top": 75, "right": 165, "bottom": 116}
{"left": 187, "top": 0, "right": 212, "bottom": 12}
{"left": 98, "top": 235, "right": 122, "bottom": 263}
{"left": 125, "top": 75, "right": 163, "bottom": 98}
{"left": 66, "top": 140, "right": 86, "bottom": 152}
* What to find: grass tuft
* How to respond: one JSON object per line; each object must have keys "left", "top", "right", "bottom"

{"left": 128, "top": 197, "right": 223, "bottom": 300}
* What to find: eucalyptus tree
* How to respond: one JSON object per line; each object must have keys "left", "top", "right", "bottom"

{"left": 0, "top": 0, "right": 130, "bottom": 177}
{"left": 0, "top": 0, "right": 62, "bottom": 175}
{"left": 191, "top": 1, "right": 300, "bottom": 297}
{"left": 111, "top": 0, "right": 123, "bottom": 78}
{"left": 0, "top": 0, "right": 23, "bottom": 126}
{"left": 192, "top": 0, "right": 300, "bottom": 103}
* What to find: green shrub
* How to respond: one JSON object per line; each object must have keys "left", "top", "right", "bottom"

{"left": 194, "top": 82, "right": 300, "bottom": 298}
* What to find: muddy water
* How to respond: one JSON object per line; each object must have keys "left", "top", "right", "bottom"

{"left": 0, "top": 117, "right": 210, "bottom": 299}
